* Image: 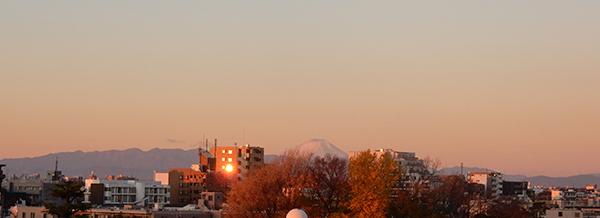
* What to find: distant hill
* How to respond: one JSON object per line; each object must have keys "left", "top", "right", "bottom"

{"left": 264, "top": 154, "right": 279, "bottom": 164}
{"left": 441, "top": 165, "right": 600, "bottom": 188}
{"left": 0, "top": 148, "right": 199, "bottom": 180}
{"left": 440, "top": 166, "right": 527, "bottom": 181}
{"left": 4, "top": 148, "right": 600, "bottom": 188}
{"left": 0, "top": 140, "right": 347, "bottom": 180}
{"left": 524, "top": 175, "right": 600, "bottom": 188}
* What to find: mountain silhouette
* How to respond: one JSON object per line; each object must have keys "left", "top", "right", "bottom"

{"left": 290, "top": 139, "right": 348, "bottom": 159}
{"left": 441, "top": 165, "right": 600, "bottom": 187}
{"left": 3, "top": 147, "right": 598, "bottom": 187}
{"left": 0, "top": 148, "right": 198, "bottom": 180}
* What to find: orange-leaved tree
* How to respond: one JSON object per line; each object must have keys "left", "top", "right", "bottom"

{"left": 348, "top": 150, "right": 400, "bottom": 217}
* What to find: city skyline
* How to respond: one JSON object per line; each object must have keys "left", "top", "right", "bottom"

{"left": 1, "top": 1, "right": 599, "bottom": 177}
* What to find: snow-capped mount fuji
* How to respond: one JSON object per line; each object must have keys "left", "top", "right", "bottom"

{"left": 291, "top": 139, "right": 349, "bottom": 159}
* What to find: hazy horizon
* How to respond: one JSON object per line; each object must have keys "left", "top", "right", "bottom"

{"left": 0, "top": 144, "right": 596, "bottom": 178}
{"left": 2, "top": 1, "right": 599, "bottom": 178}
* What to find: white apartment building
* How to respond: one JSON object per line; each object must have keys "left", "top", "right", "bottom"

{"left": 468, "top": 171, "right": 503, "bottom": 199}
{"left": 350, "top": 149, "right": 428, "bottom": 182}
{"left": 83, "top": 179, "right": 170, "bottom": 206}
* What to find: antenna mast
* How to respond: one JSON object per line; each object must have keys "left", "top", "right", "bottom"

{"left": 53, "top": 157, "right": 59, "bottom": 181}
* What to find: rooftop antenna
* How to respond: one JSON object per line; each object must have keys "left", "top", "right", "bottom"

{"left": 460, "top": 162, "right": 463, "bottom": 176}
{"left": 202, "top": 134, "right": 205, "bottom": 150}
{"left": 53, "top": 157, "right": 59, "bottom": 181}
{"left": 214, "top": 139, "right": 217, "bottom": 169}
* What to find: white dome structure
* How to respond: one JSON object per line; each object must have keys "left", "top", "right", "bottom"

{"left": 286, "top": 208, "right": 308, "bottom": 218}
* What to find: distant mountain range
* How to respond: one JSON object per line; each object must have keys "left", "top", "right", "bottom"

{"left": 2, "top": 144, "right": 600, "bottom": 187}
{"left": 440, "top": 166, "right": 600, "bottom": 188}
{"left": 0, "top": 148, "right": 199, "bottom": 180}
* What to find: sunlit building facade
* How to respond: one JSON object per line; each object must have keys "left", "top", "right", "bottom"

{"left": 210, "top": 144, "right": 264, "bottom": 181}
{"left": 468, "top": 171, "right": 503, "bottom": 199}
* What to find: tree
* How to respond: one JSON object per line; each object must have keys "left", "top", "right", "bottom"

{"left": 426, "top": 175, "right": 471, "bottom": 218}
{"left": 226, "top": 151, "right": 313, "bottom": 218}
{"left": 43, "top": 182, "right": 90, "bottom": 218}
{"left": 348, "top": 150, "right": 400, "bottom": 217}
{"left": 306, "top": 154, "right": 350, "bottom": 217}
{"left": 476, "top": 197, "right": 529, "bottom": 218}
{"left": 422, "top": 156, "right": 442, "bottom": 179}
{"left": 529, "top": 201, "right": 550, "bottom": 218}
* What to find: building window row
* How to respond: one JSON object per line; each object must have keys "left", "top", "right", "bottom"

{"left": 104, "top": 187, "right": 136, "bottom": 194}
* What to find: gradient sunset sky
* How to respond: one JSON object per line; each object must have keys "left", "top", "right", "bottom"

{"left": 1, "top": 1, "right": 599, "bottom": 177}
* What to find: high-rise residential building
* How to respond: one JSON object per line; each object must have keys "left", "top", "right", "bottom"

{"left": 168, "top": 144, "right": 264, "bottom": 206}
{"left": 468, "top": 171, "right": 503, "bottom": 199}
{"left": 211, "top": 144, "right": 264, "bottom": 181}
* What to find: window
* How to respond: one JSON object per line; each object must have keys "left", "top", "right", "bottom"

{"left": 222, "top": 150, "right": 225, "bottom": 153}
{"left": 558, "top": 212, "right": 563, "bottom": 217}
{"left": 228, "top": 150, "right": 233, "bottom": 154}
{"left": 222, "top": 158, "right": 225, "bottom": 161}
{"left": 23, "top": 213, "right": 26, "bottom": 218}
{"left": 208, "top": 196, "right": 213, "bottom": 201}
{"left": 575, "top": 212, "right": 580, "bottom": 217}
{"left": 228, "top": 158, "right": 232, "bottom": 162}
{"left": 31, "top": 213, "right": 35, "bottom": 218}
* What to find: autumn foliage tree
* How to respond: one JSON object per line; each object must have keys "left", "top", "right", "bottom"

{"left": 347, "top": 150, "right": 400, "bottom": 217}
{"left": 472, "top": 197, "right": 529, "bottom": 218}
{"left": 228, "top": 149, "right": 537, "bottom": 218}
{"left": 306, "top": 154, "right": 350, "bottom": 217}
{"left": 226, "top": 151, "right": 350, "bottom": 218}
{"left": 226, "top": 151, "right": 313, "bottom": 218}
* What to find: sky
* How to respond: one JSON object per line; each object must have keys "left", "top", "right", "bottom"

{"left": 1, "top": 1, "right": 599, "bottom": 177}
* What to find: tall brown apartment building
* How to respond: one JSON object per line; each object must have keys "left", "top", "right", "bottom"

{"left": 211, "top": 144, "right": 264, "bottom": 181}
{"left": 169, "top": 144, "right": 264, "bottom": 204}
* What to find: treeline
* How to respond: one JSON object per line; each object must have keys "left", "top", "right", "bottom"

{"left": 226, "top": 150, "right": 542, "bottom": 218}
